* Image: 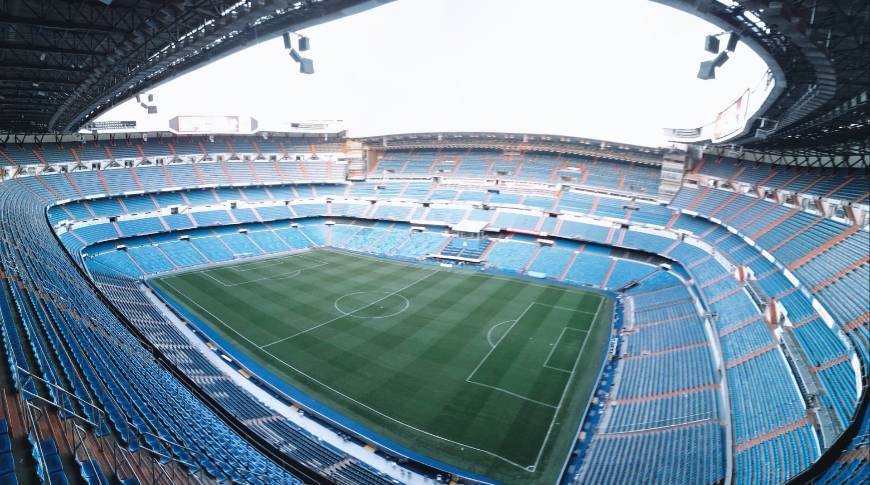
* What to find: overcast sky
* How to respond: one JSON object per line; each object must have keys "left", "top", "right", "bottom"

{"left": 97, "top": 0, "right": 768, "bottom": 147}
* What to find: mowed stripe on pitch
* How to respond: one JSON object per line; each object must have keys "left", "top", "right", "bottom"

{"left": 263, "top": 266, "right": 562, "bottom": 465}
{"left": 153, "top": 249, "right": 609, "bottom": 483}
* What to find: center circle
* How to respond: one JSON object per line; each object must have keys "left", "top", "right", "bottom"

{"left": 334, "top": 291, "right": 410, "bottom": 319}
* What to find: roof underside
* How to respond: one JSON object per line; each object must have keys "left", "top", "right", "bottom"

{"left": 658, "top": 0, "right": 869, "bottom": 167}
{"left": 0, "top": 0, "right": 387, "bottom": 134}
{"left": 735, "top": 0, "right": 869, "bottom": 167}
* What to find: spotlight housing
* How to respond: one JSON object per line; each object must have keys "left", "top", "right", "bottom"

{"left": 298, "top": 58, "right": 314, "bottom": 75}
{"left": 725, "top": 32, "right": 740, "bottom": 52}
{"left": 704, "top": 35, "right": 720, "bottom": 54}
{"left": 697, "top": 60, "right": 717, "bottom": 80}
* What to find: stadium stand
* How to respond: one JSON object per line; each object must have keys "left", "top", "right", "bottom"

{"left": 0, "top": 132, "right": 864, "bottom": 485}
{"left": 373, "top": 149, "right": 662, "bottom": 196}
{"left": 8, "top": 1, "right": 867, "bottom": 477}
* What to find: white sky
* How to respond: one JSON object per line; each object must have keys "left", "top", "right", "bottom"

{"left": 96, "top": 0, "right": 768, "bottom": 147}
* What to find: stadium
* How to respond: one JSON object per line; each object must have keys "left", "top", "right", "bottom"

{"left": 0, "top": 1, "right": 867, "bottom": 484}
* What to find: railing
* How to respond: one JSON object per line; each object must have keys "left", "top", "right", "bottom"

{"left": 13, "top": 365, "right": 300, "bottom": 484}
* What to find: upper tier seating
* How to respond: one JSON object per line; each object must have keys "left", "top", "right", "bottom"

{"left": 694, "top": 156, "right": 868, "bottom": 206}
{"left": 670, "top": 187, "right": 867, "bottom": 367}
{"left": 372, "top": 149, "right": 661, "bottom": 196}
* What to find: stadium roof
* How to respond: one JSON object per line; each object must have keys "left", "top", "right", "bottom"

{"left": 1, "top": 0, "right": 866, "bottom": 168}
{"left": 658, "top": 0, "right": 869, "bottom": 167}
{"left": 0, "top": 0, "right": 389, "bottom": 134}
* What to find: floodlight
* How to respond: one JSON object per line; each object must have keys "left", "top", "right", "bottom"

{"left": 697, "top": 60, "right": 717, "bottom": 80}
{"left": 284, "top": 32, "right": 314, "bottom": 74}
{"left": 299, "top": 58, "right": 314, "bottom": 75}
{"left": 697, "top": 52, "right": 729, "bottom": 80}
{"left": 712, "top": 51, "right": 729, "bottom": 67}
{"left": 704, "top": 35, "right": 720, "bottom": 54}
{"left": 725, "top": 32, "right": 740, "bottom": 52}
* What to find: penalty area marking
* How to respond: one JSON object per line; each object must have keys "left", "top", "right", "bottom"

{"left": 465, "top": 297, "right": 606, "bottom": 469}
{"left": 468, "top": 301, "right": 593, "bottom": 383}
{"left": 200, "top": 259, "right": 329, "bottom": 287}
{"left": 542, "top": 327, "right": 589, "bottom": 373}
{"left": 467, "top": 302, "right": 567, "bottom": 409}
{"left": 486, "top": 320, "right": 516, "bottom": 348}
{"left": 530, "top": 296, "right": 605, "bottom": 470}
{"left": 228, "top": 253, "right": 328, "bottom": 273}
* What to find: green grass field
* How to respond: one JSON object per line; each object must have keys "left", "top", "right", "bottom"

{"left": 151, "top": 249, "right": 612, "bottom": 484}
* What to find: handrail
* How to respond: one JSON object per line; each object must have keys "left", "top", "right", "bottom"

{"left": 788, "top": 374, "right": 868, "bottom": 483}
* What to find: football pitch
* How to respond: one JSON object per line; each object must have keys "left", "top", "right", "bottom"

{"left": 151, "top": 249, "right": 612, "bottom": 484}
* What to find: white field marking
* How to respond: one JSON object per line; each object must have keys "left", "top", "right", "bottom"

{"left": 464, "top": 302, "right": 534, "bottom": 383}
{"left": 204, "top": 268, "right": 301, "bottom": 287}
{"left": 170, "top": 250, "right": 612, "bottom": 470}
{"left": 201, "top": 261, "right": 328, "bottom": 287}
{"left": 146, "top": 247, "right": 317, "bottom": 280}
{"left": 469, "top": 272, "right": 603, "bottom": 298}
{"left": 333, "top": 291, "right": 410, "bottom": 319}
{"left": 228, "top": 254, "right": 328, "bottom": 273}
{"left": 542, "top": 328, "right": 570, "bottom": 368}
{"left": 227, "top": 258, "right": 284, "bottom": 273}
{"left": 238, "top": 252, "right": 327, "bottom": 271}
{"left": 530, "top": 296, "right": 606, "bottom": 471}
{"left": 318, "top": 247, "right": 601, "bottom": 299}
{"left": 535, "top": 303, "right": 598, "bottom": 317}
{"left": 467, "top": 301, "right": 594, "bottom": 383}
{"left": 464, "top": 380, "right": 557, "bottom": 409}
{"left": 542, "top": 327, "right": 589, "bottom": 372}
{"left": 160, "top": 278, "right": 534, "bottom": 471}
{"left": 485, "top": 320, "right": 516, "bottom": 348}
{"left": 259, "top": 270, "right": 438, "bottom": 349}
{"left": 215, "top": 251, "right": 321, "bottom": 272}
{"left": 468, "top": 302, "right": 594, "bottom": 410}
{"left": 197, "top": 252, "right": 329, "bottom": 286}
{"left": 161, "top": 279, "right": 272, "bottom": 351}
{"left": 542, "top": 364, "right": 572, "bottom": 374}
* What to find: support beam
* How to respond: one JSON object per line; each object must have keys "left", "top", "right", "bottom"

{"left": 0, "top": 16, "right": 130, "bottom": 35}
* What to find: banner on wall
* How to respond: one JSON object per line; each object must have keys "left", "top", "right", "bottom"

{"left": 711, "top": 89, "right": 750, "bottom": 142}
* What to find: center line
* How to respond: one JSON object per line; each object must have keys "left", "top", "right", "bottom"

{"left": 259, "top": 270, "right": 437, "bottom": 349}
